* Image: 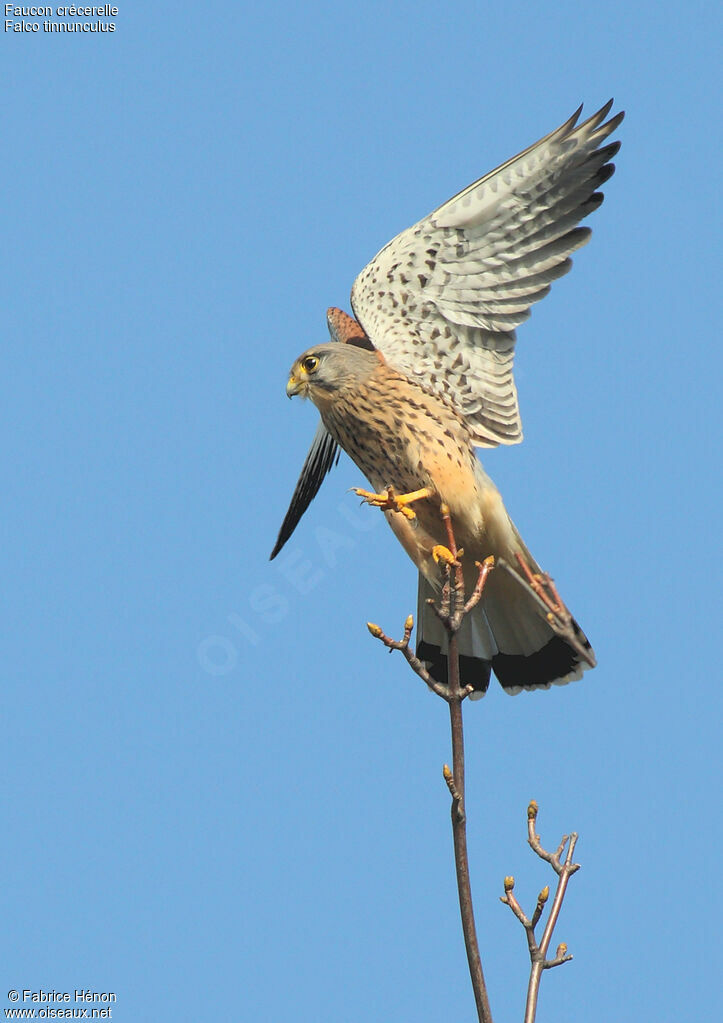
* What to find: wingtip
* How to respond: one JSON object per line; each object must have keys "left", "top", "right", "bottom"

{"left": 597, "top": 97, "right": 615, "bottom": 121}
{"left": 269, "top": 526, "right": 290, "bottom": 560}
{"left": 559, "top": 102, "right": 584, "bottom": 136}
{"left": 593, "top": 102, "right": 625, "bottom": 139}
{"left": 603, "top": 97, "right": 626, "bottom": 124}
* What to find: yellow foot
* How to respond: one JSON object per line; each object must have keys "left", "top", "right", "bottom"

{"left": 432, "top": 544, "right": 462, "bottom": 566}
{"left": 352, "top": 485, "right": 434, "bottom": 521}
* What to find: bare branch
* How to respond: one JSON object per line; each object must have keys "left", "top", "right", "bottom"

{"left": 443, "top": 764, "right": 464, "bottom": 823}
{"left": 500, "top": 877, "right": 527, "bottom": 925}
{"left": 501, "top": 802, "right": 581, "bottom": 1023}
{"left": 542, "top": 944, "right": 573, "bottom": 970}
{"left": 464, "top": 557, "right": 496, "bottom": 615}
{"left": 530, "top": 886, "right": 549, "bottom": 930}
{"left": 365, "top": 502, "right": 494, "bottom": 1023}
{"left": 447, "top": 575, "right": 492, "bottom": 1023}
{"left": 366, "top": 617, "right": 451, "bottom": 700}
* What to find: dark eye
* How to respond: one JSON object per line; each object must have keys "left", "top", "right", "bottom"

{"left": 302, "top": 356, "right": 319, "bottom": 373}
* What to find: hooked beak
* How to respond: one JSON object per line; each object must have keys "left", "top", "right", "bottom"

{"left": 286, "top": 373, "right": 303, "bottom": 398}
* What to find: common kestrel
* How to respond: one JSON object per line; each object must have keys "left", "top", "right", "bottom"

{"left": 271, "top": 101, "right": 623, "bottom": 695}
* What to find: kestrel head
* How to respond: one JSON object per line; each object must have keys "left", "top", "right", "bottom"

{"left": 286, "top": 343, "right": 377, "bottom": 406}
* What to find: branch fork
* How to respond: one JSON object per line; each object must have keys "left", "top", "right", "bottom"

{"left": 500, "top": 800, "right": 580, "bottom": 1023}
{"left": 366, "top": 504, "right": 494, "bottom": 705}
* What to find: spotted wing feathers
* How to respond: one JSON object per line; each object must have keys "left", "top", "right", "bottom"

{"left": 350, "top": 101, "right": 623, "bottom": 446}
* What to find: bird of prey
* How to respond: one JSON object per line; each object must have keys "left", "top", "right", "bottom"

{"left": 271, "top": 101, "right": 623, "bottom": 696}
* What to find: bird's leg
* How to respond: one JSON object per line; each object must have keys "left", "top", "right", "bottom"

{"left": 352, "top": 484, "right": 434, "bottom": 521}
{"left": 514, "top": 554, "right": 564, "bottom": 615}
{"left": 512, "top": 554, "right": 596, "bottom": 669}
{"left": 432, "top": 502, "right": 464, "bottom": 588}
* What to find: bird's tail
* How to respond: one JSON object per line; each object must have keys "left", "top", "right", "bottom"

{"left": 416, "top": 558, "right": 594, "bottom": 697}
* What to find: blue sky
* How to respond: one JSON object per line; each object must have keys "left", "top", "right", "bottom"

{"left": 3, "top": 2, "right": 720, "bottom": 1020}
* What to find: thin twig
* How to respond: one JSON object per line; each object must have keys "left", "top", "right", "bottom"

{"left": 366, "top": 617, "right": 452, "bottom": 699}
{"left": 464, "top": 557, "right": 496, "bottom": 616}
{"left": 530, "top": 885, "right": 549, "bottom": 930}
{"left": 500, "top": 801, "right": 579, "bottom": 1023}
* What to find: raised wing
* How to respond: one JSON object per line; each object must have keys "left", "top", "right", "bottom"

{"left": 270, "top": 308, "right": 370, "bottom": 559}
{"left": 350, "top": 101, "right": 623, "bottom": 446}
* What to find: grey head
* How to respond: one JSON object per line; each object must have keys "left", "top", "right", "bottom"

{"left": 285, "top": 342, "right": 379, "bottom": 402}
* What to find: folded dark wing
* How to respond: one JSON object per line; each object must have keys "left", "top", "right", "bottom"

{"left": 270, "top": 421, "right": 341, "bottom": 559}
{"left": 270, "top": 308, "right": 370, "bottom": 559}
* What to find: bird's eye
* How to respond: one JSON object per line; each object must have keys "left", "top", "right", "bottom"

{"left": 302, "top": 356, "right": 319, "bottom": 373}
